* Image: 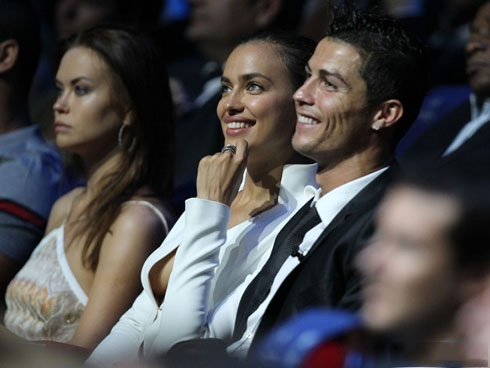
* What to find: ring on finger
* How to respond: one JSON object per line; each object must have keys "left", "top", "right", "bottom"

{"left": 221, "top": 144, "right": 237, "bottom": 155}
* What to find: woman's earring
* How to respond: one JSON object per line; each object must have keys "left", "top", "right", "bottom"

{"left": 118, "top": 124, "right": 127, "bottom": 149}
{"left": 118, "top": 124, "right": 136, "bottom": 152}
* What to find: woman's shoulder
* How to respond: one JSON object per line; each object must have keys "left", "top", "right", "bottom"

{"left": 98, "top": 197, "right": 172, "bottom": 258}
{"left": 116, "top": 196, "right": 173, "bottom": 235}
{"left": 45, "top": 187, "right": 86, "bottom": 232}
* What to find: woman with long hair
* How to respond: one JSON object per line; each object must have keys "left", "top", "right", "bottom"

{"left": 89, "top": 32, "right": 318, "bottom": 365}
{"left": 3, "top": 26, "right": 175, "bottom": 352}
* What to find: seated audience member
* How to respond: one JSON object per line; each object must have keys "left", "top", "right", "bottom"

{"left": 226, "top": 7, "right": 427, "bottom": 357}
{"left": 30, "top": 0, "right": 166, "bottom": 141}
{"left": 0, "top": 0, "right": 65, "bottom": 295}
{"left": 170, "top": 0, "right": 309, "bottom": 211}
{"left": 254, "top": 162, "right": 490, "bottom": 368}
{"left": 90, "top": 7, "right": 428, "bottom": 364}
{"left": 401, "top": 0, "right": 490, "bottom": 165}
{"left": 3, "top": 26, "right": 174, "bottom": 352}
{"left": 88, "top": 32, "right": 318, "bottom": 366}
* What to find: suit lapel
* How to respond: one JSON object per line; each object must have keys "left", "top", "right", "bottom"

{"left": 429, "top": 101, "right": 472, "bottom": 160}
{"left": 446, "top": 116, "right": 490, "bottom": 159}
{"left": 302, "top": 164, "right": 398, "bottom": 261}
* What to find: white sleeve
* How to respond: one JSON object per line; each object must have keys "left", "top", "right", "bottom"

{"left": 86, "top": 291, "right": 156, "bottom": 366}
{"left": 142, "top": 197, "right": 231, "bottom": 355}
{"left": 87, "top": 213, "right": 187, "bottom": 366}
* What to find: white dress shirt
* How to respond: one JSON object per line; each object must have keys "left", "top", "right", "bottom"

{"left": 443, "top": 94, "right": 490, "bottom": 156}
{"left": 226, "top": 167, "right": 388, "bottom": 357}
{"left": 88, "top": 163, "right": 318, "bottom": 366}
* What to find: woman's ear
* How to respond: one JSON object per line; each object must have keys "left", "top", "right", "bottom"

{"left": 370, "top": 99, "right": 404, "bottom": 132}
{"left": 0, "top": 39, "right": 19, "bottom": 74}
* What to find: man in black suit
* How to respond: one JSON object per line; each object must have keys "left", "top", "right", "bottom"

{"left": 226, "top": 9, "right": 428, "bottom": 357}
{"left": 401, "top": 0, "right": 490, "bottom": 165}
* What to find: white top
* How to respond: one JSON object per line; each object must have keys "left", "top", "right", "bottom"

{"left": 227, "top": 167, "right": 388, "bottom": 357}
{"left": 4, "top": 200, "right": 168, "bottom": 344}
{"left": 88, "top": 163, "right": 318, "bottom": 365}
{"left": 4, "top": 225, "right": 87, "bottom": 343}
{"left": 443, "top": 94, "right": 490, "bottom": 156}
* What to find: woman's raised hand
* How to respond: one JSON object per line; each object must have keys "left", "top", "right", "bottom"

{"left": 197, "top": 139, "right": 248, "bottom": 206}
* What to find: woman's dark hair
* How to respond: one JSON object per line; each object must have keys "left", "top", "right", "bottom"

{"left": 60, "top": 26, "right": 175, "bottom": 270}
{"left": 240, "top": 32, "right": 317, "bottom": 92}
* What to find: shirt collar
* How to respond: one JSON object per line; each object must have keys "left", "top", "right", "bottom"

{"left": 469, "top": 93, "right": 490, "bottom": 120}
{"left": 311, "top": 166, "right": 388, "bottom": 226}
{"left": 239, "top": 163, "right": 319, "bottom": 198}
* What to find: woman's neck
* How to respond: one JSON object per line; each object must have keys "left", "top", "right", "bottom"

{"left": 228, "top": 159, "right": 286, "bottom": 228}
{"left": 240, "top": 164, "right": 284, "bottom": 203}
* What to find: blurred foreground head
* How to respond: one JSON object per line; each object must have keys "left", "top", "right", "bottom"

{"left": 358, "top": 161, "right": 490, "bottom": 349}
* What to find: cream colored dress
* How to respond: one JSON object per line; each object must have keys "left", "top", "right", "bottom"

{"left": 4, "top": 200, "right": 169, "bottom": 342}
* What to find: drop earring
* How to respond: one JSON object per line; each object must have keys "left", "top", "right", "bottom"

{"left": 118, "top": 124, "right": 127, "bottom": 148}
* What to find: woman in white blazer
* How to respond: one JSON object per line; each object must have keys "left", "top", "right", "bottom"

{"left": 88, "top": 32, "right": 318, "bottom": 366}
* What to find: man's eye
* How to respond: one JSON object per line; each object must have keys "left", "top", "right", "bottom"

{"left": 320, "top": 79, "right": 337, "bottom": 90}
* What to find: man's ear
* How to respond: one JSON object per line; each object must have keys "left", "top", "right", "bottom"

{"left": 0, "top": 39, "right": 19, "bottom": 74}
{"left": 370, "top": 99, "right": 404, "bottom": 131}
{"left": 253, "top": 0, "right": 281, "bottom": 29}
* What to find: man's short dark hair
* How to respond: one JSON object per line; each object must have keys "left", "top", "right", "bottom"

{"left": 326, "top": 8, "right": 428, "bottom": 147}
{"left": 396, "top": 160, "right": 490, "bottom": 276}
{"left": 0, "top": 0, "right": 41, "bottom": 97}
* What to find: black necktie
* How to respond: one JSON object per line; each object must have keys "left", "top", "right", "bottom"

{"left": 231, "top": 200, "right": 321, "bottom": 342}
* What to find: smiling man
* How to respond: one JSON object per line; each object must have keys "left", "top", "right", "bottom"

{"left": 227, "top": 9, "right": 428, "bottom": 357}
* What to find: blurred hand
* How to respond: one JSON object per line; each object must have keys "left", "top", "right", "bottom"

{"left": 196, "top": 140, "right": 248, "bottom": 206}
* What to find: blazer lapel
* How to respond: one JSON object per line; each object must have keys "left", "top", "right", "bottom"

{"left": 301, "top": 164, "right": 398, "bottom": 261}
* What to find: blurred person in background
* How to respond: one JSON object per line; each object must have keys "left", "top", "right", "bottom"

{"left": 401, "top": 0, "right": 490, "bottom": 166}
{"left": 0, "top": 0, "right": 65, "bottom": 297}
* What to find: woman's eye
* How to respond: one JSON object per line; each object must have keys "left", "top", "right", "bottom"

{"left": 247, "top": 82, "right": 263, "bottom": 92}
{"left": 221, "top": 84, "right": 232, "bottom": 94}
{"left": 75, "top": 85, "right": 89, "bottom": 96}
{"left": 55, "top": 85, "right": 64, "bottom": 96}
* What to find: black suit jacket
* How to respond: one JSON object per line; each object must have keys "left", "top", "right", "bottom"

{"left": 401, "top": 100, "right": 490, "bottom": 165}
{"left": 248, "top": 165, "right": 398, "bottom": 348}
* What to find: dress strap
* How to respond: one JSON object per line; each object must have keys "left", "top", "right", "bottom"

{"left": 122, "top": 200, "right": 170, "bottom": 235}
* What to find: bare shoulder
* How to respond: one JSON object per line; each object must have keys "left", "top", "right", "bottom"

{"left": 118, "top": 199, "right": 171, "bottom": 234}
{"left": 98, "top": 198, "right": 171, "bottom": 258}
{"left": 45, "top": 187, "right": 85, "bottom": 233}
